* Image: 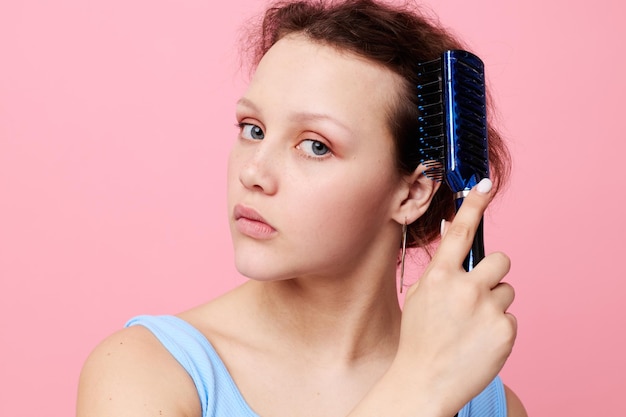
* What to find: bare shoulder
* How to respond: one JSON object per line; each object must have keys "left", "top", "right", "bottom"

{"left": 77, "top": 325, "right": 201, "bottom": 417}
{"left": 504, "top": 384, "right": 528, "bottom": 417}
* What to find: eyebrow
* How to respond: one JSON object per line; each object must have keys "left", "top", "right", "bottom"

{"left": 236, "top": 97, "right": 260, "bottom": 113}
{"left": 236, "top": 97, "right": 351, "bottom": 134}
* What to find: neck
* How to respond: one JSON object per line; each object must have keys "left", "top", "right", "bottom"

{"left": 244, "top": 261, "right": 402, "bottom": 365}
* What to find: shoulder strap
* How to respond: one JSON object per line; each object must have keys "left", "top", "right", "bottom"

{"left": 458, "top": 376, "right": 507, "bottom": 417}
{"left": 126, "top": 315, "right": 259, "bottom": 417}
{"left": 126, "top": 315, "right": 214, "bottom": 416}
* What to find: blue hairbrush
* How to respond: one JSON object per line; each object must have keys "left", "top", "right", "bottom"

{"left": 416, "top": 49, "right": 490, "bottom": 271}
{"left": 416, "top": 49, "right": 490, "bottom": 417}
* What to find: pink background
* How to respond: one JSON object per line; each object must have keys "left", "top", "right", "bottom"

{"left": 1, "top": 0, "right": 624, "bottom": 415}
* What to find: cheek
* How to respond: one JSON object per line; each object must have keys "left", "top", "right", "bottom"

{"left": 282, "top": 182, "right": 396, "bottom": 274}
{"left": 292, "top": 169, "right": 397, "bottom": 236}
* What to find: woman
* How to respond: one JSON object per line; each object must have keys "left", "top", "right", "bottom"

{"left": 77, "top": 1, "right": 526, "bottom": 416}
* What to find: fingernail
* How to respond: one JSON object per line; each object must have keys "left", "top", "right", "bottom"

{"left": 440, "top": 219, "right": 446, "bottom": 237}
{"left": 476, "top": 178, "right": 493, "bottom": 194}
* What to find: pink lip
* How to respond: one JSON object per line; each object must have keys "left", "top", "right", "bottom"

{"left": 233, "top": 204, "right": 277, "bottom": 239}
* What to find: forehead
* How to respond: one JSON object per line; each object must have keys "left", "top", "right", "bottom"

{"left": 244, "top": 35, "right": 403, "bottom": 134}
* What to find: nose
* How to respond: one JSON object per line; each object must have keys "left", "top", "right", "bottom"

{"left": 237, "top": 143, "right": 279, "bottom": 195}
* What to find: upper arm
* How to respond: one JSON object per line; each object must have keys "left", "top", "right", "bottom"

{"left": 504, "top": 384, "right": 528, "bottom": 417}
{"left": 76, "top": 326, "right": 201, "bottom": 417}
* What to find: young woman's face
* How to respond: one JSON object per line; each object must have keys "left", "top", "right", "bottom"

{"left": 228, "top": 35, "right": 408, "bottom": 281}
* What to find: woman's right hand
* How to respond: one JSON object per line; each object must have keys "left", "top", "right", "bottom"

{"left": 394, "top": 178, "right": 517, "bottom": 416}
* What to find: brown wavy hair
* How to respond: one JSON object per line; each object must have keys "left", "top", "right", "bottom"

{"left": 244, "top": 0, "right": 510, "bottom": 248}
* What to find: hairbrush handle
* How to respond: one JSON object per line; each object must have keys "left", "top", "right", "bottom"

{"left": 455, "top": 196, "right": 485, "bottom": 271}
{"left": 453, "top": 190, "right": 485, "bottom": 417}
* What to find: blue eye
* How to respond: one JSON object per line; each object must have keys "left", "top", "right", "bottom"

{"left": 299, "top": 139, "right": 330, "bottom": 157}
{"left": 239, "top": 123, "right": 264, "bottom": 140}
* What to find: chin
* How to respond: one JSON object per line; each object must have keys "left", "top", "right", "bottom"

{"left": 233, "top": 255, "right": 291, "bottom": 282}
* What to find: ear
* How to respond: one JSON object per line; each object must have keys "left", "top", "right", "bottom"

{"left": 391, "top": 164, "right": 441, "bottom": 225}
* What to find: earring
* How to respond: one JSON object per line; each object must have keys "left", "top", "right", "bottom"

{"left": 400, "top": 219, "right": 408, "bottom": 293}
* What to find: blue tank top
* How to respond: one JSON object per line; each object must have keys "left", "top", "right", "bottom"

{"left": 126, "top": 315, "right": 506, "bottom": 417}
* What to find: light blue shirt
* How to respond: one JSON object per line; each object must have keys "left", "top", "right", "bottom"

{"left": 127, "top": 315, "right": 506, "bottom": 417}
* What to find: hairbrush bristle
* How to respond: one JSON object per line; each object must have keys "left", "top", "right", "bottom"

{"left": 416, "top": 59, "right": 445, "bottom": 181}
{"left": 415, "top": 51, "right": 488, "bottom": 191}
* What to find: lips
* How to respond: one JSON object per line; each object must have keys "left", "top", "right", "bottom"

{"left": 233, "top": 204, "right": 277, "bottom": 239}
